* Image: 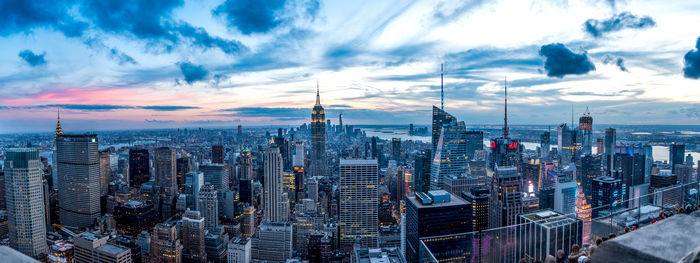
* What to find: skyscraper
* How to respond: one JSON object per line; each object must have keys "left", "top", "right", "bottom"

{"left": 339, "top": 159, "right": 379, "bottom": 249}
{"left": 5, "top": 148, "right": 48, "bottom": 258}
{"left": 154, "top": 147, "right": 177, "bottom": 220}
{"left": 310, "top": 84, "right": 326, "bottom": 177}
{"left": 489, "top": 166, "right": 523, "bottom": 228}
{"left": 553, "top": 178, "right": 577, "bottom": 215}
{"left": 150, "top": 223, "right": 181, "bottom": 263}
{"left": 212, "top": 145, "right": 224, "bottom": 164}
{"left": 239, "top": 148, "right": 253, "bottom": 180}
{"left": 591, "top": 176, "right": 623, "bottom": 217}
{"left": 264, "top": 146, "right": 285, "bottom": 222}
{"left": 604, "top": 128, "right": 616, "bottom": 172}
{"left": 579, "top": 107, "right": 593, "bottom": 155}
{"left": 99, "top": 150, "right": 110, "bottom": 196}
{"left": 540, "top": 131, "right": 551, "bottom": 159}
{"left": 669, "top": 143, "right": 686, "bottom": 174}
{"left": 557, "top": 123, "right": 582, "bottom": 165}
{"left": 129, "top": 148, "right": 150, "bottom": 188}
{"left": 252, "top": 222, "right": 293, "bottom": 262}
{"left": 431, "top": 106, "right": 457, "bottom": 154}
{"left": 413, "top": 149, "right": 432, "bottom": 194}
{"left": 199, "top": 184, "right": 219, "bottom": 232}
{"left": 292, "top": 141, "right": 305, "bottom": 167}
{"left": 462, "top": 187, "right": 490, "bottom": 232}
{"left": 465, "top": 131, "right": 484, "bottom": 160}
{"left": 430, "top": 120, "right": 469, "bottom": 190}
{"left": 182, "top": 210, "right": 207, "bottom": 263}
{"left": 391, "top": 138, "right": 402, "bottom": 162}
{"left": 57, "top": 134, "right": 101, "bottom": 229}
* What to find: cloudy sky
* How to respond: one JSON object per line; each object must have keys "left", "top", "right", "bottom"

{"left": 1, "top": 0, "right": 700, "bottom": 133}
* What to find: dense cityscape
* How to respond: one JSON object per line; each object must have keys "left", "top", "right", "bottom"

{"left": 3, "top": 0, "right": 700, "bottom": 263}
{"left": 0, "top": 78, "right": 699, "bottom": 262}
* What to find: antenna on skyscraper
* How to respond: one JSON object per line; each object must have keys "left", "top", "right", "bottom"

{"left": 503, "top": 76, "right": 509, "bottom": 138}
{"left": 441, "top": 63, "right": 444, "bottom": 110}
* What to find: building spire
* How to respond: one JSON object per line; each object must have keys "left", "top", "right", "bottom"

{"left": 54, "top": 107, "right": 63, "bottom": 140}
{"left": 315, "top": 80, "right": 321, "bottom": 106}
{"left": 503, "top": 77, "right": 509, "bottom": 138}
{"left": 441, "top": 63, "right": 444, "bottom": 110}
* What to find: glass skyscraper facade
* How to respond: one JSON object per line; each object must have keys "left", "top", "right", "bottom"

{"left": 430, "top": 121, "right": 469, "bottom": 190}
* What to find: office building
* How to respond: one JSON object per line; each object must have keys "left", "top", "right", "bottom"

{"left": 490, "top": 166, "right": 523, "bottom": 228}
{"left": 239, "top": 149, "right": 253, "bottom": 180}
{"left": 99, "top": 150, "right": 110, "bottom": 196}
{"left": 431, "top": 120, "right": 469, "bottom": 189}
{"left": 292, "top": 142, "right": 305, "bottom": 167}
{"left": 539, "top": 187, "right": 555, "bottom": 210}
{"left": 184, "top": 172, "right": 204, "bottom": 211}
{"left": 114, "top": 200, "right": 158, "bottom": 237}
{"left": 391, "top": 138, "right": 402, "bottom": 162}
{"left": 413, "top": 150, "right": 431, "bottom": 194}
{"left": 591, "top": 176, "right": 623, "bottom": 217}
{"left": 129, "top": 148, "right": 150, "bottom": 188}
{"left": 182, "top": 210, "right": 207, "bottom": 263}
{"left": 252, "top": 222, "right": 293, "bottom": 262}
{"left": 201, "top": 163, "right": 229, "bottom": 192}
{"left": 241, "top": 206, "right": 256, "bottom": 238}
{"left": 465, "top": 131, "right": 484, "bottom": 160}
{"left": 405, "top": 190, "right": 472, "bottom": 263}
{"left": 462, "top": 187, "right": 489, "bottom": 231}
{"left": 177, "top": 156, "right": 193, "bottom": 192}
{"left": 354, "top": 247, "right": 406, "bottom": 263}
{"left": 212, "top": 145, "right": 225, "bottom": 164}
{"left": 579, "top": 108, "right": 593, "bottom": 155}
{"left": 557, "top": 123, "right": 582, "bottom": 165}
{"left": 540, "top": 131, "right": 551, "bottom": 160}
{"left": 517, "top": 210, "right": 583, "bottom": 261}
{"left": 310, "top": 85, "right": 327, "bottom": 177}
{"left": 553, "top": 178, "right": 577, "bottom": 215}
{"left": 4, "top": 148, "right": 48, "bottom": 258}
{"left": 489, "top": 137, "right": 523, "bottom": 170}
{"left": 432, "top": 106, "right": 458, "bottom": 153}
{"left": 228, "top": 238, "right": 251, "bottom": 263}
{"left": 199, "top": 184, "right": 219, "bottom": 232}
{"left": 442, "top": 174, "right": 478, "bottom": 197}
{"left": 57, "top": 134, "right": 101, "bottom": 229}
{"left": 580, "top": 154, "right": 601, "bottom": 202}
{"left": 669, "top": 143, "right": 685, "bottom": 174}
{"left": 150, "top": 223, "right": 181, "bottom": 263}
{"left": 264, "top": 146, "right": 285, "bottom": 222}
{"left": 74, "top": 232, "right": 132, "bottom": 263}
{"left": 339, "top": 159, "right": 379, "bottom": 249}
{"left": 205, "top": 227, "right": 229, "bottom": 263}
{"left": 604, "top": 128, "right": 616, "bottom": 172}
{"left": 155, "top": 147, "right": 177, "bottom": 220}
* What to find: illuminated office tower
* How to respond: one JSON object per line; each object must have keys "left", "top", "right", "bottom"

{"left": 52, "top": 111, "right": 63, "bottom": 191}
{"left": 310, "top": 84, "right": 326, "bottom": 177}
{"left": 252, "top": 222, "right": 293, "bottom": 262}
{"left": 579, "top": 108, "right": 593, "bottom": 155}
{"left": 241, "top": 206, "right": 256, "bottom": 238}
{"left": 5, "top": 148, "right": 48, "bottom": 258}
{"left": 150, "top": 223, "right": 181, "bottom": 263}
{"left": 239, "top": 148, "right": 253, "bottom": 180}
{"left": 430, "top": 120, "right": 469, "bottom": 190}
{"left": 462, "top": 187, "right": 490, "bottom": 231}
{"left": 177, "top": 156, "right": 193, "bottom": 192}
{"left": 293, "top": 141, "right": 305, "bottom": 167}
{"left": 99, "top": 150, "right": 110, "bottom": 196}
{"left": 604, "top": 128, "right": 616, "bottom": 172}
{"left": 264, "top": 146, "right": 285, "bottom": 222}
{"left": 129, "top": 148, "right": 150, "bottom": 188}
{"left": 185, "top": 172, "right": 204, "bottom": 211}
{"left": 591, "top": 176, "right": 623, "bottom": 217}
{"left": 580, "top": 154, "right": 601, "bottom": 202}
{"left": 155, "top": 147, "right": 177, "bottom": 220}
{"left": 490, "top": 79, "right": 523, "bottom": 170}
{"left": 57, "top": 134, "right": 101, "bottom": 229}
{"left": 489, "top": 166, "right": 523, "bottom": 228}
{"left": 553, "top": 178, "right": 577, "bottom": 215}
{"left": 558, "top": 123, "right": 581, "bottom": 165}
{"left": 199, "top": 184, "right": 219, "bottom": 232}
{"left": 182, "top": 210, "right": 207, "bottom": 263}
{"left": 212, "top": 145, "right": 224, "bottom": 164}
{"left": 339, "top": 159, "right": 379, "bottom": 249}
{"left": 431, "top": 106, "right": 457, "bottom": 153}
{"left": 413, "top": 150, "right": 432, "bottom": 194}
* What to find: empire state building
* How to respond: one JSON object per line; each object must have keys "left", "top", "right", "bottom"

{"left": 310, "top": 84, "right": 326, "bottom": 177}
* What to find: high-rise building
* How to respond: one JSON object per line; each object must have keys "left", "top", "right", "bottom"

{"left": 430, "top": 120, "right": 469, "bottom": 189}
{"left": 465, "top": 131, "right": 484, "bottom": 160}
{"left": 129, "top": 148, "right": 150, "bottom": 188}
{"left": 604, "top": 128, "right": 616, "bottom": 172}
{"left": 489, "top": 166, "right": 523, "bottom": 228}
{"left": 517, "top": 210, "right": 583, "bottom": 261}
{"left": 99, "top": 150, "right": 110, "bottom": 196}
{"left": 241, "top": 206, "right": 256, "bottom": 238}
{"left": 553, "top": 178, "right": 577, "bottom": 215}
{"left": 579, "top": 107, "right": 593, "bottom": 155}
{"left": 580, "top": 154, "right": 601, "bottom": 202}
{"left": 74, "top": 232, "right": 132, "bottom": 263}
{"left": 185, "top": 172, "right": 204, "bottom": 211}
{"left": 557, "top": 123, "right": 582, "bottom": 165}
{"left": 540, "top": 131, "right": 551, "bottom": 160}
{"left": 413, "top": 150, "right": 431, "bottom": 194}
{"left": 292, "top": 142, "right": 305, "bottom": 167}
{"left": 176, "top": 156, "right": 193, "bottom": 192}
{"left": 228, "top": 238, "right": 251, "bottom": 263}
{"left": 5, "top": 148, "right": 48, "bottom": 258}
{"left": 201, "top": 163, "right": 229, "bottom": 192}
{"left": 264, "top": 146, "right": 285, "bottom": 222}
{"left": 150, "top": 223, "right": 181, "bottom": 263}
{"left": 591, "top": 176, "right": 623, "bottom": 217}
{"left": 431, "top": 106, "right": 457, "bottom": 154}
{"left": 489, "top": 137, "right": 523, "bottom": 170}
{"left": 212, "top": 145, "right": 225, "bottom": 164}
{"left": 252, "top": 222, "right": 293, "bottom": 262}
{"left": 391, "top": 138, "right": 402, "bottom": 162}
{"left": 57, "top": 134, "right": 101, "bottom": 229}
{"left": 339, "top": 159, "right": 379, "bottom": 249}
{"left": 239, "top": 148, "right": 253, "bottom": 180}
{"left": 113, "top": 200, "right": 158, "bottom": 237}
{"left": 199, "top": 184, "right": 219, "bottom": 232}
{"left": 462, "top": 187, "right": 489, "bottom": 232}
{"left": 405, "top": 191, "right": 472, "bottom": 263}
{"left": 441, "top": 174, "right": 478, "bottom": 196}
{"left": 310, "top": 85, "right": 326, "bottom": 177}
{"left": 155, "top": 147, "right": 177, "bottom": 220}
{"left": 182, "top": 210, "right": 207, "bottom": 263}
{"left": 669, "top": 143, "right": 686, "bottom": 174}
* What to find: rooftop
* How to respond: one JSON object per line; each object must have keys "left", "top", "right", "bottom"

{"left": 355, "top": 247, "right": 406, "bottom": 263}
{"left": 407, "top": 192, "right": 469, "bottom": 208}
{"left": 97, "top": 244, "right": 130, "bottom": 255}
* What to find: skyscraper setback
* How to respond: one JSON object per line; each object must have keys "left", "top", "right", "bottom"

{"left": 310, "top": 84, "right": 326, "bottom": 177}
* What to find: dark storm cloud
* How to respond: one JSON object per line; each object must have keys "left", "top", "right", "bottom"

{"left": 584, "top": 12, "right": 655, "bottom": 38}
{"left": 602, "top": 54, "right": 628, "bottom": 72}
{"left": 178, "top": 62, "right": 208, "bottom": 84}
{"left": 683, "top": 37, "right": 700, "bottom": 79}
{"left": 0, "top": 0, "right": 87, "bottom": 37}
{"left": 213, "top": 0, "right": 319, "bottom": 35}
{"left": 539, "top": 43, "right": 595, "bottom": 78}
{"left": 18, "top": 50, "right": 47, "bottom": 66}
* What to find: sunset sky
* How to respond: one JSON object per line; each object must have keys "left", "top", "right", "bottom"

{"left": 1, "top": 0, "right": 700, "bottom": 133}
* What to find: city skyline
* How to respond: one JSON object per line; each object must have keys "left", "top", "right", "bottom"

{"left": 2, "top": 1, "right": 700, "bottom": 133}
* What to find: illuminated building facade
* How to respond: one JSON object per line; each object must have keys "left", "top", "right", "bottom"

{"left": 129, "top": 148, "right": 150, "bottom": 188}
{"left": 431, "top": 106, "right": 457, "bottom": 154}
{"left": 339, "top": 159, "right": 378, "bottom": 249}
{"left": 591, "top": 176, "right": 623, "bottom": 217}
{"left": 430, "top": 120, "right": 469, "bottom": 190}
{"left": 57, "top": 134, "right": 101, "bottom": 229}
{"left": 579, "top": 108, "right": 593, "bottom": 155}
{"left": 150, "top": 223, "right": 181, "bottom": 263}
{"left": 489, "top": 166, "right": 523, "bottom": 228}
{"left": 310, "top": 85, "right": 326, "bottom": 177}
